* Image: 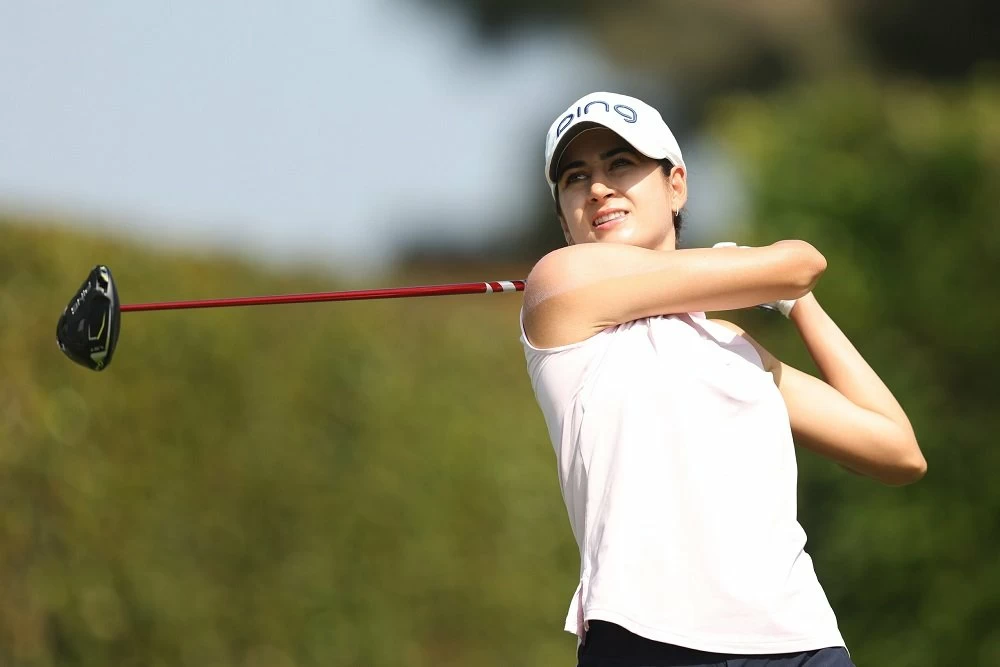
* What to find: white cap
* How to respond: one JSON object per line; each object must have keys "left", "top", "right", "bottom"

{"left": 544, "top": 91, "right": 685, "bottom": 198}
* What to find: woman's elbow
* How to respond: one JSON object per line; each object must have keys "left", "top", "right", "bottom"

{"left": 776, "top": 240, "right": 827, "bottom": 295}
{"left": 801, "top": 247, "right": 827, "bottom": 293}
{"left": 904, "top": 447, "right": 928, "bottom": 483}
{"left": 881, "top": 440, "right": 928, "bottom": 486}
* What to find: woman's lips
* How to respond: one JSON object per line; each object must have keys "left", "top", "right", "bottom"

{"left": 593, "top": 210, "right": 628, "bottom": 229}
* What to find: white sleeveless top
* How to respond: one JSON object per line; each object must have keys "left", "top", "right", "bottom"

{"left": 520, "top": 311, "right": 846, "bottom": 654}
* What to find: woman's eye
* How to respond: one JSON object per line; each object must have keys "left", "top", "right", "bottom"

{"left": 564, "top": 172, "right": 586, "bottom": 185}
{"left": 610, "top": 157, "right": 632, "bottom": 169}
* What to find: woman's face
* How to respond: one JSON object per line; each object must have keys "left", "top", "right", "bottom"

{"left": 555, "top": 128, "right": 687, "bottom": 250}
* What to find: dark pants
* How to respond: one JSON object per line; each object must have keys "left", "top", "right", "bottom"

{"left": 577, "top": 621, "right": 855, "bottom": 667}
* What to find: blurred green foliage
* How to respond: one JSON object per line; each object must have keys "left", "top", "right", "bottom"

{"left": 3, "top": 74, "right": 1000, "bottom": 665}
{"left": 423, "top": 0, "right": 998, "bottom": 85}
{"left": 718, "top": 74, "right": 1000, "bottom": 666}
{"left": 0, "top": 226, "right": 573, "bottom": 665}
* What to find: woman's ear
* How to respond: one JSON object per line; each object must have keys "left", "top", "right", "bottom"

{"left": 666, "top": 165, "right": 688, "bottom": 212}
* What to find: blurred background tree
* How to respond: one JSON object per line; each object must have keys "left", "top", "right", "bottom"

{"left": 418, "top": 0, "right": 1000, "bottom": 261}
{"left": 716, "top": 74, "right": 1000, "bottom": 665}
{"left": 420, "top": 0, "right": 999, "bottom": 83}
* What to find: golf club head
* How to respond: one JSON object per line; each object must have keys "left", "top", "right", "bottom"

{"left": 56, "top": 265, "right": 121, "bottom": 371}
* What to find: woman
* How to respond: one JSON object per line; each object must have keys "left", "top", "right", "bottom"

{"left": 520, "top": 92, "right": 926, "bottom": 667}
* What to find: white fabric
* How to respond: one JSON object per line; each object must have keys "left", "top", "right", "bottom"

{"left": 520, "top": 311, "right": 845, "bottom": 654}
{"left": 544, "top": 91, "right": 685, "bottom": 197}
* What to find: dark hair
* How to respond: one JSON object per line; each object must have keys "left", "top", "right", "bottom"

{"left": 554, "top": 158, "right": 684, "bottom": 238}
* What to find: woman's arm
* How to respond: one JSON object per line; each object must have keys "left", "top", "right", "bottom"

{"left": 716, "top": 296, "right": 927, "bottom": 486}
{"left": 522, "top": 241, "right": 826, "bottom": 348}
{"left": 779, "top": 293, "right": 926, "bottom": 484}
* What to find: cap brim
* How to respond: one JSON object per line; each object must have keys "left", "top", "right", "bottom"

{"left": 548, "top": 122, "right": 609, "bottom": 185}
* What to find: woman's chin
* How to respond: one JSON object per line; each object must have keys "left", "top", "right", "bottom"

{"left": 592, "top": 225, "right": 638, "bottom": 245}
{"left": 593, "top": 228, "right": 668, "bottom": 250}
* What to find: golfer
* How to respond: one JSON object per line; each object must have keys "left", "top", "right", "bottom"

{"left": 520, "top": 92, "right": 926, "bottom": 667}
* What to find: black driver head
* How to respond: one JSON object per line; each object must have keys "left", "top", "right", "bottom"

{"left": 56, "top": 265, "right": 121, "bottom": 371}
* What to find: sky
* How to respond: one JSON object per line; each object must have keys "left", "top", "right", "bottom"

{"left": 0, "top": 0, "right": 741, "bottom": 270}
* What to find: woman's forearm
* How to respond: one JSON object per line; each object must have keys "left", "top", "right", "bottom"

{"left": 789, "top": 293, "right": 915, "bottom": 436}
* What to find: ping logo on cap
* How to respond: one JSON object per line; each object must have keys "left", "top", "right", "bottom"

{"left": 556, "top": 100, "right": 638, "bottom": 138}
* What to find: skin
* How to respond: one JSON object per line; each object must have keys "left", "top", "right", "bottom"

{"left": 555, "top": 128, "right": 687, "bottom": 249}
{"left": 524, "top": 128, "right": 926, "bottom": 485}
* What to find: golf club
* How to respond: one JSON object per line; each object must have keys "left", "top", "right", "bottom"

{"left": 56, "top": 264, "right": 526, "bottom": 371}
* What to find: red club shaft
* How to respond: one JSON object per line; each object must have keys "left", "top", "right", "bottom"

{"left": 120, "top": 280, "right": 526, "bottom": 312}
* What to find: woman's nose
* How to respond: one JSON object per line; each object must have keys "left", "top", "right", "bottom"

{"left": 589, "top": 178, "right": 614, "bottom": 200}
